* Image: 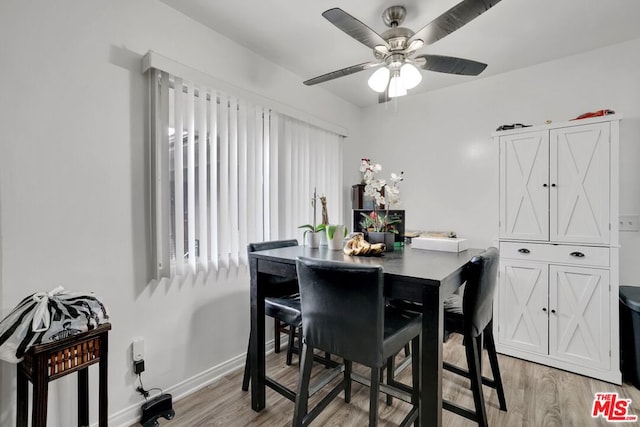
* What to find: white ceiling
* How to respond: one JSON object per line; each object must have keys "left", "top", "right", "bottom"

{"left": 158, "top": 0, "right": 640, "bottom": 107}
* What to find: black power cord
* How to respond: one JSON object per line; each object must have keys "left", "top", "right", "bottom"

{"left": 136, "top": 373, "right": 163, "bottom": 400}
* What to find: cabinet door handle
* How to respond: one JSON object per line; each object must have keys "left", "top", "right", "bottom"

{"left": 543, "top": 183, "right": 548, "bottom": 187}
{"left": 542, "top": 307, "right": 547, "bottom": 312}
{"left": 518, "top": 248, "right": 530, "bottom": 254}
{"left": 570, "top": 251, "right": 585, "bottom": 258}
{"left": 551, "top": 183, "right": 557, "bottom": 187}
{"left": 551, "top": 309, "right": 557, "bottom": 314}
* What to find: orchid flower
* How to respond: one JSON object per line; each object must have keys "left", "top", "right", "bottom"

{"left": 360, "top": 158, "right": 403, "bottom": 210}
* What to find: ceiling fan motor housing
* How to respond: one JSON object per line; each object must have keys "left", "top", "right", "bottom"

{"left": 381, "top": 27, "right": 415, "bottom": 52}
{"left": 382, "top": 5, "right": 406, "bottom": 27}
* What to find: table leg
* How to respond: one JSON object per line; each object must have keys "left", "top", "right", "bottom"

{"left": 99, "top": 331, "right": 109, "bottom": 427}
{"left": 78, "top": 368, "right": 89, "bottom": 426}
{"left": 420, "top": 286, "right": 444, "bottom": 427}
{"left": 32, "top": 356, "right": 49, "bottom": 427}
{"left": 250, "top": 257, "right": 266, "bottom": 411}
{"left": 16, "top": 366, "right": 28, "bottom": 427}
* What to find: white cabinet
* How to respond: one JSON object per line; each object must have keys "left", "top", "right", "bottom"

{"left": 499, "top": 122, "right": 610, "bottom": 244}
{"left": 498, "top": 258, "right": 548, "bottom": 355}
{"left": 550, "top": 264, "right": 610, "bottom": 370}
{"left": 498, "top": 244, "right": 610, "bottom": 372}
{"left": 550, "top": 124, "right": 611, "bottom": 244}
{"left": 494, "top": 115, "right": 621, "bottom": 384}
{"left": 499, "top": 130, "right": 550, "bottom": 241}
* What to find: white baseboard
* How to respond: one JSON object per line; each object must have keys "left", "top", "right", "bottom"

{"left": 107, "top": 338, "right": 280, "bottom": 427}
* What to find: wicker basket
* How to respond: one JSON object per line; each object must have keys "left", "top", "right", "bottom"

{"left": 20, "top": 323, "right": 110, "bottom": 381}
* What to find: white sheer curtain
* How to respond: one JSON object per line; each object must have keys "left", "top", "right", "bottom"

{"left": 150, "top": 69, "right": 343, "bottom": 278}
{"left": 271, "top": 113, "right": 343, "bottom": 241}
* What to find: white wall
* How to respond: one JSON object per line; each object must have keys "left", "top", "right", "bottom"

{"left": 2, "top": 0, "right": 639, "bottom": 425}
{"left": 0, "top": 1, "right": 362, "bottom": 425}
{"left": 352, "top": 37, "right": 640, "bottom": 284}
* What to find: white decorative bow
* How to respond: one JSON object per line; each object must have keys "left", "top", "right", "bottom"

{"left": 31, "top": 286, "right": 65, "bottom": 332}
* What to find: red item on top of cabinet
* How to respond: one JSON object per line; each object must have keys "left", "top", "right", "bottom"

{"left": 572, "top": 109, "right": 615, "bottom": 120}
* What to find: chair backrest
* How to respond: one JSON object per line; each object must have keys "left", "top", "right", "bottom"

{"left": 247, "top": 239, "right": 298, "bottom": 254}
{"left": 248, "top": 239, "right": 299, "bottom": 296}
{"left": 462, "top": 247, "right": 500, "bottom": 338}
{"left": 296, "top": 257, "right": 386, "bottom": 367}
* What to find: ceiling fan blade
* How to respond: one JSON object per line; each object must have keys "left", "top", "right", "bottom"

{"left": 415, "top": 54, "right": 487, "bottom": 76}
{"left": 323, "top": 8, "right": 390, "bottom": 50}
{"left": 408, "top": 0, "right": 502, "bottom": 47}
{"left": 304, "top": 62, "right": 381, "bottom": 86}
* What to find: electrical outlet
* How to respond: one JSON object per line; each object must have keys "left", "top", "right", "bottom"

{"left": 133, "top": 337, "right": 145, "bottom": 361}
{"left": 619, "top": 214, "right": 640, "bottom": 232}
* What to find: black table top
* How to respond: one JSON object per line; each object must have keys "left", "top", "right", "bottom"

{"left": 250, "top": 244, "right": 482, "bottom": 288}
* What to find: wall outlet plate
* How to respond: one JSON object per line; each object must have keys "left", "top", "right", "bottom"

{"left": 133, "top": 337, "right": 145, "bottom": 361}
{"left": 619, "top": 214, "right": 640, "bottom": 232}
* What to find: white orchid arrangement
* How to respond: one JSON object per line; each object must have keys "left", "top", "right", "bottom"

{"left": 359, "top": 158, "right": 404, "bottom": 234}
{"left": 359, "top": 158, "right": 404, "bottom": 208}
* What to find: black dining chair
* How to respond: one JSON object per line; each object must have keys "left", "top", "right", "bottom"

{"left": 441, "top": 247, "right": 507, "bottom": 427}
{"left": 242, "top": 239, "right": 302, "bottom": 392}
{"left": 293, "top": 257, "right": 422, "bottom": 427}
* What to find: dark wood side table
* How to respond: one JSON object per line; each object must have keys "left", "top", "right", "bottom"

{"left": 16, "top": 323, "right": 111, "bottom": 427}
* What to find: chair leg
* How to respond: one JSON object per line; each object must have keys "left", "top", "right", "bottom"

{"left": 475, "top": 332, "right": 484, "bottom": 374}
{"left": 386, "top": 356, "right": 395, "bottom": 405}
{"left": 466, "top": 334, "right": 488, "bottom": 427}
{"left": 286, "top": 325, "right": 296, "bottom": 365}
{"left": 242, "top": 331, "right": 252, "bottom": 391}
{"left": 485, "top": 324, "right": 507, "bottom": 411}
{"left": 344, "top": 360, "right": 352, "bottom": 403}
{"left": 325, "top": 352, "right": 331, "bottom": 368}
{"left": 274, "top": 318, "right": 282, "bottom": 353}
{"left": 292, "top": 343, "right": 315, "bottom": 427}
{"left": 411, "top": 336, "right": 420, "bottom": 427}
{"left": 404, "top": 343, "right": 411, "bottom": 357}
{"left": 369, "top": 368, "right": 380, "bottom": 426}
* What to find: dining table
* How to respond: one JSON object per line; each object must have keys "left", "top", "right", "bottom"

{"left": 248, "top": 243, "right": 482, "bottom": 427}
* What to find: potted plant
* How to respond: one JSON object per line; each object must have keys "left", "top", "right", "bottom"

{"left": 299, "top": 188, "right": 325, "bottom": 248}
{"left": 325, "top": 224, "right": 347, "bottom": 250}
{"left": 359, "top": 211, "right": 400, "bottom": 251}
{"left": 298, "top": 223, "right": 325, "bottom": 248}
{"left": 359, "top": 158, "right": 404, "bottom": 251}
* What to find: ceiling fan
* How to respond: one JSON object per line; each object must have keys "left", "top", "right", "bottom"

{"left": 303, "top": 0, "right": 502, "bottom": 101}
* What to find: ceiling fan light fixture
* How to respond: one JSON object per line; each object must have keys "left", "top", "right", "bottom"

{"left": 406, "top": 39, "right": 424, "bottom": 52}
{"left": 368, "top": 67, "right": 390, "bottom": 93}
{"left": 388, "top": 73, "right": 407, "bottom": 98}
{"left": 400, "top": 63, "right": 422, "bottom": 90}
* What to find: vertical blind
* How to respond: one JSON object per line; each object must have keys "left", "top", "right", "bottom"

{"left": 150, "top": 69, "right": 343, "bottom": 278}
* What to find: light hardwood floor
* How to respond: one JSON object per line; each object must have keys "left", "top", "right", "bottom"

{"left": 149, "top": 336, "right": 640, "bottom": 426}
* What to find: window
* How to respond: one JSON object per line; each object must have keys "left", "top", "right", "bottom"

{"left": 149, "top": 68, "right": 343, "bottom": 278}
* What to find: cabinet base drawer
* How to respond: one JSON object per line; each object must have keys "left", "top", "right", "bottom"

{"left": 499, "top": 241, "right": 609, "bottom": 267}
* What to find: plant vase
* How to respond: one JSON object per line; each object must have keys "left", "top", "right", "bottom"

{"left": 304, "top": 231, "right": 322, "bottom": 249}
{"left": 326, "top": 225, "right": 346, "bottom": 250}
{"left": 319, "top": 231, "right": 328, "bottom": 246}
{"left": 367, "top": 231, "right": 395, "bottom": 252}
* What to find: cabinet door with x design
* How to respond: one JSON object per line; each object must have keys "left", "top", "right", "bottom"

{"left": 494, "top": 115, "right": 621, "bottom": 384}
{"left": 499, "top": 122, "right": 610, "bottom": 244}
{"left": 550, "top": 123, "right": 610, "bottom": 244}
{"left": 550, "top": 264, "right": 610, "bottom": 370}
